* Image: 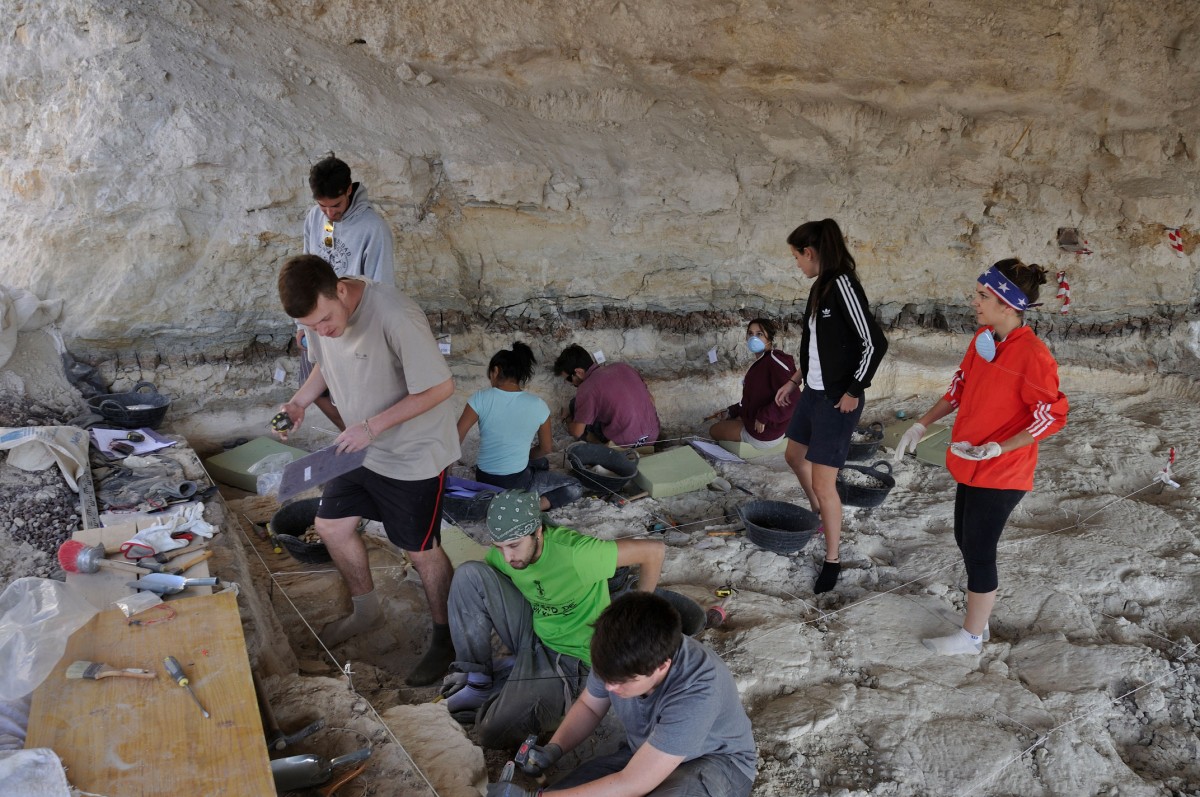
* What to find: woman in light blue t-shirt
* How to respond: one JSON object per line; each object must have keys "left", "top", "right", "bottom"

{"left": 457, "top": 342, "right": 583, "bottom": 510}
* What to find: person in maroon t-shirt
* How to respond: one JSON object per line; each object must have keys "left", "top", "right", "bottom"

{"left": 553, "top": 345, "right": 660, "bottom": 447}
{"left": 708, "top": 317, "right": 796, "bottom": 448}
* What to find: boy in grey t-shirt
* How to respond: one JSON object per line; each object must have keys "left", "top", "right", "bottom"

{"left": 485, "top": 591, "right": 756, "bottom": 797}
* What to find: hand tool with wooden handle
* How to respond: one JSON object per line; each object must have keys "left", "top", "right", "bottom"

{"left": 65, "top": 660, "right": 157, "bottom": 681}
{"left": 271, "top": 748, "right": 372, "bottom": 791}
{"left": 154, "top": 541, "right": 206, "bottom": 563}
{"left": 166, "top": 549, "right": 214, "bottom": 575}
{"left": 242, "top": 512, "right": 282, "bottom": 554}
{"left": 317, "top": 760, "right": 368, "bottom": 796}
{"left": 57, "top": 540, "right": 149, "bottom": 575}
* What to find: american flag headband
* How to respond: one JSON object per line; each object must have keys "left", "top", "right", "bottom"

{"left": 978, "top": 266, "right": 1030, "bottom": 311}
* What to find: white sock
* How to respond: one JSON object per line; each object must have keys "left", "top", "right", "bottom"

{"left": 936, "top": 609, "right": 990, "bottom": 642}
{"left": 922, "top": 628, "right": 983, "bottom": 655}
{"left": 319, "top": 590, "right": 382, "bottom": 647}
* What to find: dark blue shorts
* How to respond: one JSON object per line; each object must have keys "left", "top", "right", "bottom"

{"left": 318, "top": 467, "right": 445, "bottom": 552}
{"left": 785, "top": 386, "right": 864, "bottom": 468}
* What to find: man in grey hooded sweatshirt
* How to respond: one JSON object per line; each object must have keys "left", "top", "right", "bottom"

{"left": 297, "top": 155, "right": 396, "bottom": 429}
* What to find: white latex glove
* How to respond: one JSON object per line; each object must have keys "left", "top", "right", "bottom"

{"left": 892, "top": 422, "right": 926, "bottom": 462}
{"left": 125, "top": 525, "right": 189, "bottom": 556}
{"left": 126, "top": 504, "right": 216, "bottom": 555}
{"left": 949, "top": 441, "right": 1003, "bottom": 461}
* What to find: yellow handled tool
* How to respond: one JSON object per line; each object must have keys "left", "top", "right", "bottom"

{"left": 164, "top": 655, "right": 210, "bottom": 718}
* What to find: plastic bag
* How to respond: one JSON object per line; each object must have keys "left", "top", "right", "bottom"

{"left": 112, "top": 591, "right": 163, "bottom": 619}
{"left": 248, "top": 452, "right": 293, "bottom": 497}
{"left": 0, "top": 578, "right": 98, "bottom": 701}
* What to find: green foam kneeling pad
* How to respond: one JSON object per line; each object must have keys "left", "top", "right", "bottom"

{"left": 633, "top": 446, "right": 717, "bottom": 499}
{"left": 915, "top": 426, "right": 952, "bottom": 468}
{"left": 204, "top": 436, "right": 309, "bottom": 492}
{"left": 718, "top": 439, "right": 787, "bottom": 460}
{"left": 882, "top": 420, "right": 950, "bottom": 468}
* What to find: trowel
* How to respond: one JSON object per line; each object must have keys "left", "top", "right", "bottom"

{"left": 270, "top": 747, "right": 372, "bottom": 791}
{"left": 125, "top": 572, "right": 220, "bottom": 595}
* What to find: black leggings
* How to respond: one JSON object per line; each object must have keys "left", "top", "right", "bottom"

{"left": 953, "top": 483, "right": 1026, "bottom": 593}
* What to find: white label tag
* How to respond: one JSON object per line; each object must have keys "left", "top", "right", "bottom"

{"left": 303, "top": 466, "right": 312, "bottom": 482}
{"left": 707, "top": 346, "right": 718, "bottom": 364}
{"left": 592, "top": 350, "right": 606, "bottom": 364}
{"left": 438, "top": 335, "right": 451, "bottom": 355}
{"left": 273, "top": 367, "right": 286, "bottom": 383}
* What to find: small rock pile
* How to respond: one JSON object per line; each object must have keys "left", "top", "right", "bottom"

{"left": 0, "top": 393, "right": 82, "bottom": 580}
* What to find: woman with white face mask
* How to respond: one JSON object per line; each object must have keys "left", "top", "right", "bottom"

{"left": 893, "top": 259, "right": 1069, "bottom": 655}
{"left": 708, "top": 318, "right": 796, "bottom": 449}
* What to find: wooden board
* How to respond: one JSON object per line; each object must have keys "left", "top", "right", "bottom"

{"left": 26, "top": 590, "right": 273, "bottom": 796}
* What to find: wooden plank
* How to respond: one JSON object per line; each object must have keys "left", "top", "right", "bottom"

{"left": 26, "top": 590, "right": 273, "bottom": 796}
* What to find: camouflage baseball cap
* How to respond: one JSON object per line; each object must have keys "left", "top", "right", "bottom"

{"left": 486, "top": 489, "right": 542, "bottom": 542}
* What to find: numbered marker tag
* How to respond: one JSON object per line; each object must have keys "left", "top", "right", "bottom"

{"left": 707, "top": 346, "right": 718, "bottom": 364}
{"left": 592, "top": 350, "right": 606, "bottom": 364}
{"left": 438, "top": 335, "right": 451, "bottom": 356}
{"left": 273, "top": 366, "right": 286, "bottom": 383}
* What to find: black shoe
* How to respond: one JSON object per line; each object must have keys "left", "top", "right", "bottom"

{"left": 814, "top": 560, "right": 841, "bottom": 594}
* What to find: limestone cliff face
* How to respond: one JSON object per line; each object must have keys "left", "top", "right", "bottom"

{"left": 1, "top": 0, "right": 1197, "bottom": 361}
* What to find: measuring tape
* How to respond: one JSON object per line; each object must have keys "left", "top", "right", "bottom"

{"left": 78, "top": 460, "right": 101, "bottom": 529}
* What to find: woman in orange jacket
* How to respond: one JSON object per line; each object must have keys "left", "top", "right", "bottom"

{"left": 894, "top": 259, "right": 1068, "bottom": 655}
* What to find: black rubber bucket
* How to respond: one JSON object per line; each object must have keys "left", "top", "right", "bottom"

{"left": 846, "top": 421, "right": 885, "bottom": 461}
{"left": 87, "top": 381, "right": 171, "bottom": 430}
{"left": 270, "top": 498, "right": 331, "bottom": 564}
{"left": 567, "top": 443, "right": 639, "bottom": 494}
{"left": 738, "top": 500, "right": 820, "bottom": 554}
{"left": 655, "top": 588, "right": 706, "bottom": 637}
{"left": 442, "top": 491, "right": 497, "bottom": 523}
{"left": 835, "top": 460, "right": 895, "bottom": 509}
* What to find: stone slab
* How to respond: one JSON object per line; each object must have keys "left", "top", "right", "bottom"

{"left": 633, "top": 446, "right": 717, "bottom": 499}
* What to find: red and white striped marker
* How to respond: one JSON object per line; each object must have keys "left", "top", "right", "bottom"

{"left": 1156, "top": 446, "right": 1179, "bottom": 489}
{"left": 1167, "top": 228, "right": 1185, "bottom": 257}
{"left": 1055, "top": 270, "right": 1071, "bottom": 315}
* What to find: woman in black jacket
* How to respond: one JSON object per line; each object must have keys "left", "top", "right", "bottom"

{"left": 775, "top": 219, "right": 888, "bottom": 594}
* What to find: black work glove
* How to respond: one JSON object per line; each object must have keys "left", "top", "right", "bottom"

{"left": 520, "top": 742, "right": 563, "bottom": 776}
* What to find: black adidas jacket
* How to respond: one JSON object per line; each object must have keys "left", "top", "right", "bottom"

{"left": 798, "top": 273, "right": 888, "bottom": 399}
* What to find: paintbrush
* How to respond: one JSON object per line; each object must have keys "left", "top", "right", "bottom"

{"left": 65, "top": 660, "right": 157, "bottom": 681}
{"left": 57, "top": 539, "right": 148, "bottom": 575}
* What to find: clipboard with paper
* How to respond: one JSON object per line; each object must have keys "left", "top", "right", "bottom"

{"left": 276, "top": 444, "right": 367, "bottom": 502}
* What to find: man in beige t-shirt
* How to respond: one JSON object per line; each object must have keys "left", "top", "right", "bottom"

{"left": 276, "top": 254, "right": 459, "bottom": 686}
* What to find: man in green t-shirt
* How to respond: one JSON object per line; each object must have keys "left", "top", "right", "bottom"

{"left": 443, "top": 490, "right": 665, "bottom": 749}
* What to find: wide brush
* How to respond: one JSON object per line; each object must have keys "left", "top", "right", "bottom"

{"left": 65, "top": 660, "right": 157, "bottom": 681}
{"left": 56, "top": 539, "right": 147, "bottom": 575}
